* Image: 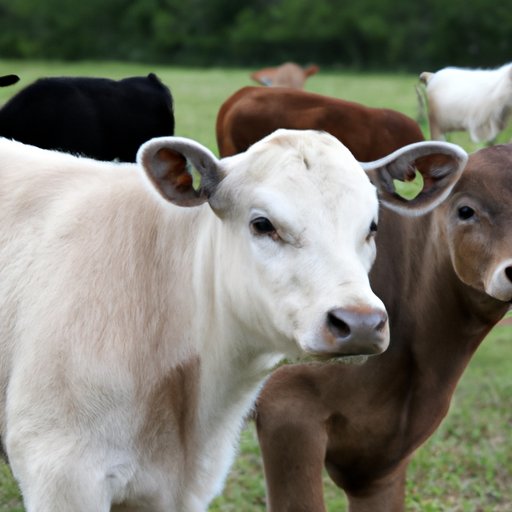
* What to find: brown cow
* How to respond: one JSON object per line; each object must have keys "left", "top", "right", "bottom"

{"left": 250, "top": 62, "right": 320, "bottom": 89}
{"left": 216, "top": 86, "right": 424, "bottom": 159}
{"left": 255, "top": 144, "right": 512, "bottom": 512}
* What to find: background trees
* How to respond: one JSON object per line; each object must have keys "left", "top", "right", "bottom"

{"left": 0, "top": 0, "right": 509, "bottom": 70}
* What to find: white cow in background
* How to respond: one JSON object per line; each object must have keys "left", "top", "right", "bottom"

{"left": 0, "top": 131, "right": 466, "bottom": 512}
{"left": 420, "top": 63, "right": 512, "bottom": 143}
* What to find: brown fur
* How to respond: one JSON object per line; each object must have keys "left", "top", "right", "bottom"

{"left": 137, "top": 357, "right": 201, "bottom": 462}
{"left": 255, "top": 145, "right": 512, "bottom": 512}
{"left": 216, "top": 86, "right": 424, "bottom": 159}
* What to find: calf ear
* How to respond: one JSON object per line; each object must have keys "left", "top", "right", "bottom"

{"left": 360, "top": 141, "right": 468, "bottom": 215}
{"left": 137, "top": 136, "right": 224, "bottom": 207}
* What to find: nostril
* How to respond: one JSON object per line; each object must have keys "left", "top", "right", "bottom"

{"left": 374, "top": 311, "right": 388, "bottom": 332}
{"left": 326, "top": 307, "right": 388, "bottom": 341}
{"left": 506, "top": 266, "right": 512, "bottom": 283}
{"left": 327, "top": 309, "right": 351, "bottom": 339}
{"left": 323, "top": 307, "right": 389, "bottom": 356}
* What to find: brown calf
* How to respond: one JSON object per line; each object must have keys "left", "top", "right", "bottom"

{"left": 255, "top": 144, "right": 512, "bottom": 512}
{"left": 250, "top": 62, "right": 320, "bottom": 89}
{"left": 216, "top": 86, "right": 424, "bottom": 159}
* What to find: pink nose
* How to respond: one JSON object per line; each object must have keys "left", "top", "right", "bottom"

{"left": 324, "top": 306, "right": 389, "bottom": 356}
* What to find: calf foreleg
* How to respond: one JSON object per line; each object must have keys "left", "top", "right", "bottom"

{"left": 344, "top": 463, "right": 409, "bottom": 512}
{"left": 8, "top": 442, "right": 115, "bottom": 512}
{"left": 255, "top": 391, "right": 330, "bottom": 512}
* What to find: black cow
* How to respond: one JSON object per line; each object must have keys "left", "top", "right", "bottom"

{"left": 0, "top": 73, "right": 174, "bottom": 162}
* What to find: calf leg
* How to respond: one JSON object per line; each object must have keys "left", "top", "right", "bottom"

{"left": 344, "top": 465, "right": 408, "bottom": 512}
{"left": 16, "top": 465, "right": 112, "bottom": 512}
{"left": 427, "top": 111, "right": 444, "bottom": 141}
{"left": 8, "top": 444, "right": 114, "bottom": 512}
{"left": 255, "top": 377, "right": 330, "bottom": 512}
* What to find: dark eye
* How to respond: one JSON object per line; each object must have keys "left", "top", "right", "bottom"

{"left": 251, "top": 217, "right": 277, "bottom": 237}
{"left": 458, "top": 205, "right": 475, "bottom": 220}
{"left": 367, "top": 220, "right": 378, "bottom": 240}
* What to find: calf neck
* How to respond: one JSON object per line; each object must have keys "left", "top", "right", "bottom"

{"left": 256, "top": 144, "right": 512, "bottom": 512}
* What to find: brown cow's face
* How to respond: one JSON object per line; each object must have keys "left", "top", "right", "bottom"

{"left": 443, "top": 145, "right": 512, "bottom": 303}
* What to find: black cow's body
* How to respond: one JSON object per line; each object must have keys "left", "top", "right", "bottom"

{"left": 0, "top": 73, "right": 174, "bottom": 161}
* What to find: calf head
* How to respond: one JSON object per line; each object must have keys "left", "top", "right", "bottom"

{"left": 138, "top": 130, "right": 467, "bottom": 359}
{"left": 439, "top": 144, "right": 512, "bottom": 303}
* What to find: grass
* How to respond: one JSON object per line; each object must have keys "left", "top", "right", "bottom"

{"left": 0, "top": 60, "right": 511, "bottom": 510}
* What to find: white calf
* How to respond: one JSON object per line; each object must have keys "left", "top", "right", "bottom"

{"left": 420, "top": 63, "right": 512, "bottom": 143}
{"left": 0, "top": 130, "right": 466, "bottom": 511}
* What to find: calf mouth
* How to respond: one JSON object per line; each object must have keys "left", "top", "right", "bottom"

{"left": 298, "top": 353, "right": 371, "bottom": 366}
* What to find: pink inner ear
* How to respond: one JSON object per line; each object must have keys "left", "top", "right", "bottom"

{"left": 413, "top": 153, "right": 456, "bottom": 193}
{"left": 156, "top": 148, "right": 193, "bottom": 193}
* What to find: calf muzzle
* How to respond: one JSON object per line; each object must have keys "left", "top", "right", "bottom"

{"left": 324, "top": 306, "right": 389, "bottom": 356}
{"left": 487, "top": 259, "right": 512, "bottom": 302}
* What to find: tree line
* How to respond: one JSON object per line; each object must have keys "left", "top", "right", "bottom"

{"left": 0, "top": 0, "right": 510, "bottom": 71}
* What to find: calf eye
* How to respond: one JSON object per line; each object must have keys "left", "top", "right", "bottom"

{"left": 458, "top": 206, "right": 475, "bottom": 220}
{"left": 367, "top": 220, "right": 378, "bottom": 241}
{"left": 251, "top": 217, "right": 277, "bottom": 238}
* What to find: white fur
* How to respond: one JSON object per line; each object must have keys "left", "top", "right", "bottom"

{"left": 423, "top": 63, "right": 512, "bottom": 142}
{"left": 0, "top": 131, "right": 388, "bottom": 511}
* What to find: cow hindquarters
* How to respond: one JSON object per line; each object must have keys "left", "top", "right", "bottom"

{"left": 427, "top": 108, "right": 444, "bottom": 141}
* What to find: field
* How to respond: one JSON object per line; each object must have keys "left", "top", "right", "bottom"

{"left": 0, "top": 60, "right": 511, "bottom": 511}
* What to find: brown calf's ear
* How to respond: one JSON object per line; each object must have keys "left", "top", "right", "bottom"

{"left": 360, "top": 141, "right": 468, "bottom": 216}
{"left": 137, "top": 136, "right": 224, "bottom": 207}
{"left": 304, "top": 64, "right": 320, "bottom": 77}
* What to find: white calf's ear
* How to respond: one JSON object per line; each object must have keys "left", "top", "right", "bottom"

{"left": 360, "top": 141, "right": 468, "bottom": 216}
{"left": 137, "top": 136, "right": 224, "bottom": 207}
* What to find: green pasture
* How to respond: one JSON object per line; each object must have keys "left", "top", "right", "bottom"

{"left": 0, "top": 60, "right": 510, "bottom": 511}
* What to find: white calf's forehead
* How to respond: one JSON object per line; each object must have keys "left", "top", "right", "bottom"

{"left": 220, "top": 130, "right": 376, "bottom": 208}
